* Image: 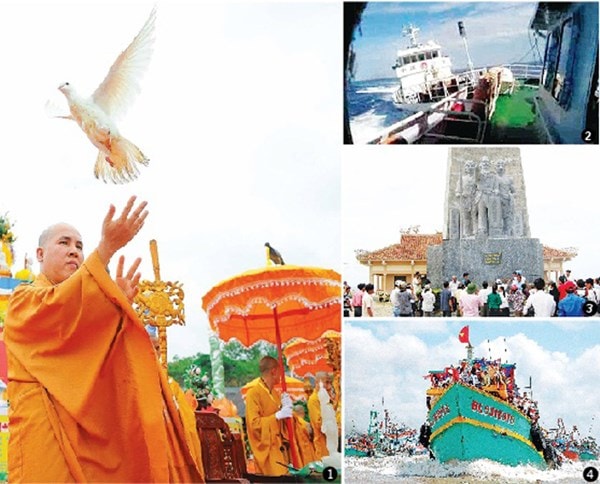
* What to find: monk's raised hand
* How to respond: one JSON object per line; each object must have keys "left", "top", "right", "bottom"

{"left": 115, "top": 255, "right": 142, "bottom": 302}
{"left": 98, "top": 196, "right": 148, "bottom": 264}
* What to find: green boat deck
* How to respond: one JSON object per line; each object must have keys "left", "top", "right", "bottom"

{"left": 485, "top": 82, "right": 548, "bottom": 144}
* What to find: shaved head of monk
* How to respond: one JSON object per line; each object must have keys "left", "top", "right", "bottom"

{"left": 36, "top": 223, "right": 84, "bottom": 284}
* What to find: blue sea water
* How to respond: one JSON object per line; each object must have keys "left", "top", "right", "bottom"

{"left": 345, "top": 78, "right": 414, "bottom": 144}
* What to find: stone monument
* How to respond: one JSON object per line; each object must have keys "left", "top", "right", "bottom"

{"left": 428, "top": 147, "right": 544, "bottom": 287}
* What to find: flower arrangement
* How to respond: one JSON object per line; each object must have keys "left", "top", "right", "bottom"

{"left": 0, "top": 213, "right": 16, "bottom": 270}
{"left": 0, "top": 213, "right": 16, "bottom": 243}
{"left": 184, "top": 364, "right": 214, "bottom": 408}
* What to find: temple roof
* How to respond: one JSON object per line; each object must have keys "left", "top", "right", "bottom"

{"left": 542, "top": 245, "right": 577, "bottom": 260}
{"left": 356, "top": 234, "right": 576, "bottom": 263}
{"left": 356, "top": 234, "right": 443, "bottom": 262}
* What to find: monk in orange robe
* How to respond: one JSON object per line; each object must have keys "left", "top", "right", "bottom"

{"left": 292, "top": 403, "right": 317, "bottom": 465}
{"left": 4, "top": 196, "right": 204, "bottom": 482}
{"left": 245, "top": 356, "right": 296, "bottom": 477}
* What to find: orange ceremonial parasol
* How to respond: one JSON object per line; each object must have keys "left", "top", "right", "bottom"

{"left": 283, "top": 330, "right": 340, "bottom": 378}
{"left": 201, "top": 264, "right": 341, "bottom": 469}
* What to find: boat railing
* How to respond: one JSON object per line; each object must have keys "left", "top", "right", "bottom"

{"left": 372, "top": 87, "right": 488, "bottom": 144}
{"left": 501, "top": 63, "right": 543, "bottom": 82}
{"left": 372, "top": 87, "right": 470, "bottom": 144}
{"left": 418, "top": 98, "right": 488, "bottom": 143}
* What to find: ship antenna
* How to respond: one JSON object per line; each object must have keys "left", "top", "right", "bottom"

{"left": 403, "top": 24, "right": 420, "bottom": 48}
{"left": 525, "top": 376, "right": 533, "bottom": 400}
{"left": 457, "top": 21, "right": 476, "bottom": 83}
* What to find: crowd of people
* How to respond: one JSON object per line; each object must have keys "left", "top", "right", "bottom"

{"left": 426, "top": 357, "right": 540, "bottom": 422}
{"left": 344, "top": 269, "right": 600, "bottom": 318}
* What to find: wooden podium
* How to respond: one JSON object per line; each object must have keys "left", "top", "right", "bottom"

{"left": 195, "top": 411, "right": 248, "bottom": 482}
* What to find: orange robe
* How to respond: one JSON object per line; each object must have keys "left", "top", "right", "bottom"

{"left": 307, "top": 390, "right": 329, "bottom": 459}
{"left": 4, "top": 250, "right": 204, "bottom": 482}
{"left": 293, "top": 415, "right": 317, "bottom": 465}
{"left": 245, "top": 380, "right": 289, "bottom": 477}
{"left": 168, "top": 377, "right": 205, "bottom": 477}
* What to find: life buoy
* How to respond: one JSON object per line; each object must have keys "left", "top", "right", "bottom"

{"left": 421, "top": 62, "right": 428, "bottom": 70}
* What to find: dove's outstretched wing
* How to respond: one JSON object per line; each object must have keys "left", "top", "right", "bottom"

{"left": 92, "top": 7, "right": 156, "bottom": 120}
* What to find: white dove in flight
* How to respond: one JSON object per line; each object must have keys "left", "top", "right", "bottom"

{"left": 57, "top": 8, "right": 156, "bottom": 183}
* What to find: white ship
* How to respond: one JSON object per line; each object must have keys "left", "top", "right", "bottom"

{"left": 392, "top": 24, "right": 474, "bottom": 107}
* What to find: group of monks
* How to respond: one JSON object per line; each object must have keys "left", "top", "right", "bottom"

{"left": 2, "top": 197, "right": 340, "bottom": 482}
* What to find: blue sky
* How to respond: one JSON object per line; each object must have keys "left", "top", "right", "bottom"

{"left": 344, "top": 320, "right": 600, "bottom": 444}
{"left": 350, "top": 2, "right": 540, "bottom": 80}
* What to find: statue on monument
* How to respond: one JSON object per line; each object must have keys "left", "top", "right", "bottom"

{"left": 495, "top": 158, "right": 515, "bottom": 237}
{"left": 451, "top": 154, "right": 522, "bottom": 240}
{"left": 474, "top": 156, "right": 502, "bottom": 237}
{"left": 454, "top": 160, "right": 477, "bottom": 238}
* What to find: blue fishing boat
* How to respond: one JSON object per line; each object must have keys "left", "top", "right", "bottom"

{"left": 419, "top": 333, "right": 559, "bottom": 468}
{"left": 426, "top": 382, "right": 546, "bottom": 466}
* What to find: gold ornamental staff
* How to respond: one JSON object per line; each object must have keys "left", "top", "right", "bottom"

{"left": 134, "top": 239, "right": 185, "bottom": 369}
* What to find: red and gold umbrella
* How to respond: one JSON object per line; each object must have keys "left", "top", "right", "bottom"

{"left": 202, "top": 264, "right": 341, "bottom": 468}
{"left": 283, "top": 330, "right": 340, "bottom": 378}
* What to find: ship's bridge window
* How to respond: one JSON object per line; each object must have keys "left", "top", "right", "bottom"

{"left": 418, "top": 53, "right": 426, "bottom": 61}
{"left": 432, "top": 51, "right": 439, "bottom": 58}
{"left": 411, "top": 54, "right": 418, "bottom": 63}
{"left": 403, "top": 56, "right": 411, "bottom": 65}
{"left": 542, "top": 16, "right": 576, "bottom": 107}
{"left": 425, "top": 51, "right": 433, "bottom": 60}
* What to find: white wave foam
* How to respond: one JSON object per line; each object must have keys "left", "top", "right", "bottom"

{"left": 349, "top": 109, "right": 388, "bottom": 144}
{"left": 356, "top": 85, "right": 398, "bottom": 95}
{"left": 344, "top": 455, "right": 599, "bottom": 483}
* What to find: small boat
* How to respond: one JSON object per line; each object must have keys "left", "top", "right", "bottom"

{"left": 391, "top": 24, "right": 475, "bottom": 108}
{"left": 547, "top": 418, "right": 600, "bottom": 462}
{"left": 345, "top": 403, "right": 427, "bottom": 458}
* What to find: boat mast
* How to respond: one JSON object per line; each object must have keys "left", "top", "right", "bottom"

{"left": 403, "top": 24, "right": 420, "bottom": 48}
{"left": 466, "top": 342, "right": 474, "bottom": 361}
{"left": 458, "top": 21, "right": 476, "bottom": 81}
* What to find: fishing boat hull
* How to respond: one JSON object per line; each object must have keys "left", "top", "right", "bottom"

{"left": 428, "top": 383, "right": 545, "bottom": 467}
{"left": 344, "top": 447, "right": 370, "bottom": 457}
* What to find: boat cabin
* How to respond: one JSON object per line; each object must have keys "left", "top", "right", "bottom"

{"left": 394, "top": 43, "right": 442, "bottom": 69}
{"left": 530, "top": 2, "right": 598, "bottom": 143}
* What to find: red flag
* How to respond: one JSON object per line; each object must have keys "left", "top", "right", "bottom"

{"left": 458, "top": 325, "right": 470, "bottom": 343}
